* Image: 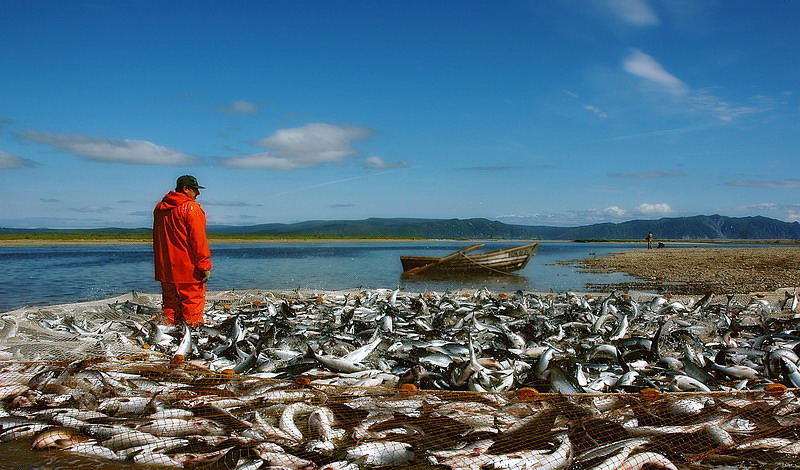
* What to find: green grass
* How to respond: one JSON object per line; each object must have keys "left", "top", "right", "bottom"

{"left": 0, "top": 233, "right": 150, "bottom": 241}
{"left": 0, "top": 233, "right": 424, "bottom": 242}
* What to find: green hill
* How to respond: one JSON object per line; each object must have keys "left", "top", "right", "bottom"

{"left": 2, "top": 214, "right": 798, "bottom": 240}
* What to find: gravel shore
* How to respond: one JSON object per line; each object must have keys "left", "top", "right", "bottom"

{"left": 572, "top": 246, "right": 800, "bottom": 296}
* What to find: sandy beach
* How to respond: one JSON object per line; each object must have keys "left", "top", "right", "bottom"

{"left": 572, "top": 246, "right": 800, "bottom": 295}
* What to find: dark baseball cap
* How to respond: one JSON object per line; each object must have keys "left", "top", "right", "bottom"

{"left": 176, "top": 175, "right": 205, "bottom": 189}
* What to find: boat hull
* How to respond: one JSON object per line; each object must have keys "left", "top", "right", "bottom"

{"left": 401, "top": 243, "right": 538, "bottom": 275}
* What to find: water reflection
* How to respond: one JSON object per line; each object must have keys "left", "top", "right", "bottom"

{"left": 0, "top": 241, "right": 645, "bottom": 312}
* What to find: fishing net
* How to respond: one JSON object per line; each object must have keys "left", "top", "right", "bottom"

{"left": 2, "top": 287, "right": 800, "bottom": 469}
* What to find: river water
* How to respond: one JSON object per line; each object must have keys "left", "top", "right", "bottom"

{"left": 0, "top": 241, "right": 645, "bottom": 313}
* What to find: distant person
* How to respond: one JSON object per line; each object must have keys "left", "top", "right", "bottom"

{"left": 153, "top": 175, "right": 212, "bottom": 328}
{"left": 645, "top": 232, "right": 654, "bottom": 249}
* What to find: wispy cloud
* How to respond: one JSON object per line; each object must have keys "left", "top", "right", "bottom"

{"left": 687, "top": 90, "right": 768, "bottom": 121}
{"left": 622, "top": 50, "right": 769, "bottom": 121}
{"left": 599, "top": 122, "right": 722, "bottom": 142}
{"left": 68, "top": 206, "right": 113, "bottom": 214}
{"left": 21, "top": 131, "right": 197, "bottom": 165}
{"left": 362, "top": 156, "right": 409, "bottom": 169}
{"left": 584, "top": 104, "right": 609, "bottom": 119}
{"left": 456, "top": 165, "right": 517, "bottom": 172}
{"left": 202, "top": 200, "right": 259, "bottom": 207}
{"left": 128, "top": 211, "right": 151, "bottom": 217}
{"left": 607, "top": 0, "right": 659, "bottom": 27}
{"left": 610, "top": 170, "right": 684, "bottom": 178}
{"left": 216, "top": 100, "right": 258, "bottom": 114}
{"left": 222, "top": 123, "right": 375, "bottom": 170}
{"left": 0, "top": 151, "right": 35, "bottom": 169}
{"left": 623, "top": 49, "right": 687, "bottom": 96}
{"left": 266, "top": 170, "right": 401, "bottom": 200}
{"left": 726, "top": 179, "right": 800, "bottom": 189}
{"left": 564, "top": 90, "right": 608, "bottom": 119}
{"left": 735, "top": 202, "right": 800, "bottom": 222}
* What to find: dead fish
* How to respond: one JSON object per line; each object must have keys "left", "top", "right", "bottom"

{"left": 346, "top": 441, "right": 414, "bottom": 466}
{"left": 136, "top": 417, "right": 227, "bottom": 437}
{"left": 30, "top": 426, "right": 91, "bottom": 450}
{"left": 173, "top": 324, "right": 194, "bottom": 360}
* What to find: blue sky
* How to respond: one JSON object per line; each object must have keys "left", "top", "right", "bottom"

{"left": 1, "top": 1, "right": 798, "bottom": 229}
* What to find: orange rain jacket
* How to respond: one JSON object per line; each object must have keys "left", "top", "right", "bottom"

{"left": 153, "top": 191, "right": 212, "bottom": 283}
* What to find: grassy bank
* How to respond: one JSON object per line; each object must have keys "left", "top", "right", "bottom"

{"left": 0, "top": 233, "right": 426, "bottom": 246}
{"left": 1, "top": 233, "right": 797, "bottom": 247}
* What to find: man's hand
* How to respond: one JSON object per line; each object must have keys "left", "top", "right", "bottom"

{"left": 200, "top": 270, "right": 211, "bottom": 283}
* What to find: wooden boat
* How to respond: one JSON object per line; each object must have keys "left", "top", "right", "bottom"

{"left": 401, "top": 242, "right": 539, "bottom": 275}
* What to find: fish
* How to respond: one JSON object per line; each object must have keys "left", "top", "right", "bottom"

{"left": 30, "top": 426, "right": 91, "bottom": 450}
{"left": 307, "top": 345, "right": 368, "bottom": 373}
{"left": 346, "top": 441, "right": 414, "bottom": 466}
{"left": 4, "top": 287, "right": 800, "bottom": 469}
{"left": 782, "top": 288, "right": 799, "bottom": 313}
{"left": 136, "top": 417, "right": 228, "bottom": 437}
{"left": 172, "top": 324, "right": 194, "bottom": 360}
{"left": 0, "top": 316, "right": 19, "bottom": 340}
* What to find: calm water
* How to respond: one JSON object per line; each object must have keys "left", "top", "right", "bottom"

{"left": 0, "top": 241, "right": 645, "bottom": 313}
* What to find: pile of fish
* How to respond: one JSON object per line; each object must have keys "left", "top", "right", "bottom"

{"left": 0, "top": 287, "right": 799, "bottom": 468}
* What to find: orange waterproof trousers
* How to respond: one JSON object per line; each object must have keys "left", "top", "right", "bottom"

{"left": 160, "top": 282, "right": 206, "bottom": 328}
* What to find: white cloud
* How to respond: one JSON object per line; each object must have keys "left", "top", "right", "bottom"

{"left": 635, "top": 203, "right": 673, "bottom": 216}
{"left": 603, "top": 206, "right": 628, "bottom": 217}
{"left": 0, "top": 151, "right": 35, "bottom": 169}
{"left": 623, "top": 49, "right": 687, "bottom": 96}
{"left": 498, "top": 204, "right": 675, "bottom": 226}
{"left": 221, "top": 152, "right": 296, "bottom": 170}
{"left": 497, "top": 207, "right": 633, "bottom": 226}
{"left": 362, "top": 156, "right": 409, "bottom": 169}
{"left": 218, "top": 100, "right": 258, "bottom": 114}
{"left": 21, "top": 131, "right": 197, "bottom": 165}
{"left": 224, "top": 123, "right": 375, "bottom": 170}
{"left": 607, "top": 0, "right": 659, "bottom": 26}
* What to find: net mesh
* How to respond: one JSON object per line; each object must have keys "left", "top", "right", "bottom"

{"left": 2, "top": 287, "right": 800, "bottom": 469}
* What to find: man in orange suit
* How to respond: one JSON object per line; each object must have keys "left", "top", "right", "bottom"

{"left": 153, "top": 175, "right": 212, "bottom": 328}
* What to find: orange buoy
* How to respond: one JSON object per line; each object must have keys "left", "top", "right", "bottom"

{"left": 640, "top": 388, "right": 661, "bottom": 401}
{"left": 516, "top": 387, "right": 539, "bottom": 400}
{"left": 170, "top": 354, "right": 185, "bottom": 365}
{"left": 765, "top": 383, "right": 788, "bottom": 396}
{"left": 399, "top": 383, "right": 419, "bottom": 397}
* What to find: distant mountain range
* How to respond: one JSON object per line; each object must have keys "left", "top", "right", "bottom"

{"left": 3, "top": 214, "right": 798, "bottom": 240}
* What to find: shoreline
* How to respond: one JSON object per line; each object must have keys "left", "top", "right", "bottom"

{"left": 0, "top": 237, "right": 434, "bottom": 246}
{"left": 0, "top": 237, "right": 797, "bottom": 247}
{"left": 2, "top": 238, "right": 798, "bottom": 298}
